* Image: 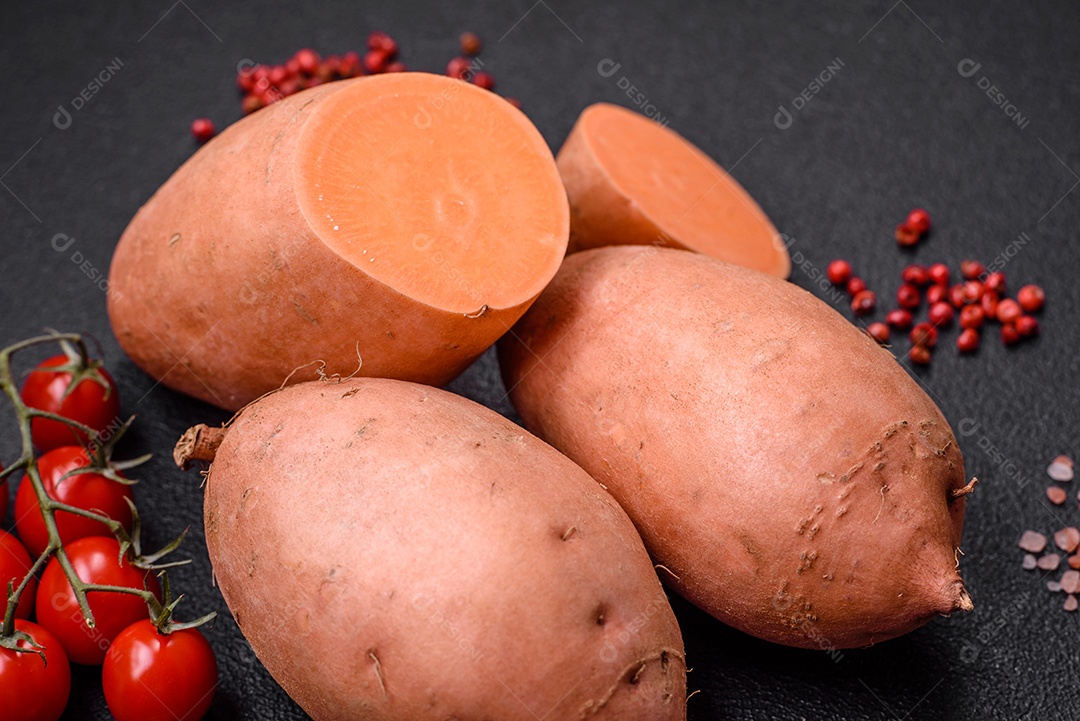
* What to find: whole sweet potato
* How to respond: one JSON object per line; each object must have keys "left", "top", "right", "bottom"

{"left": 186, "top": 378, "right": 685, "bottom": 720}
{"left": 499, "top": 246, "right": 975, "bottom": 649}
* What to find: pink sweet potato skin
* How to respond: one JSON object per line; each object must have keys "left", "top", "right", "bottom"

{"left": 203, "top": 378, "right": 685, "bottom": 721}
{"left": 499, "top": 246, "right": 972, "bottom": 649}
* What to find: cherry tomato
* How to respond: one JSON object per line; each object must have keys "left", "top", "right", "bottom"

{"left": 20, "top": 354, "right": 120, "bottom": 452}
{"left": 0, "top": 619, "right": 72, "bottom": 721}
{"left": 103, "top": 620, "right": 217, "bottom": 721}
{"left": 14, "top": 446, "right": 134, "bottom": 558}
{"left": 35, "top": 536, "right": 160, "bottom": 665}
{"left": 0, "top": 529, "right": 38, "bottom": 620}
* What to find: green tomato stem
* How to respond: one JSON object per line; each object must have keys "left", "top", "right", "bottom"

{"left": 0, "top": 332, "right": 211, "bottom": 641}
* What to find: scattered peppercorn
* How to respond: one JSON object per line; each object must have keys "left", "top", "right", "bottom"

{"left": 223, "top": 31, "right": 510, "bottom": 125}
{"left": 846, "top": 276, "right": 867, "bottom": 296}
{"left": 885, "top": 309, "right": 914, "bottom": 329}
{"left": 961, "top": 280, "right": 984, "bottom": 304}
{"left": 906, "top": 208, "right": 931, "bottom": 234}
{"left": 295, "top": 48, "right": 320, "bottom": 75}
{"left": 1016, "top": 315, "right": 1040, "bottom": 338}
{"left": 960, "top": 259, "right": 986, "bottom": 280}
{"left": 926, "top": 284, "right": 947, "bottom": 306}
{"left": 446, "top": 56, "right": 471, "bottom": 80}
{"left": 460, "top": 31, "right": 482, "bottom": 56}
{"left": 996, "top": 298, "right": 1022, "bottom": 325}
{"left": 928, "top": 263, "right": 950, "bottom": 286}
{"left": 866, "top": 322, "right": 890, "bottom": 344}
{"left": 367, "top": 31, "right": 399, "bottom": 57}
{"left": 910, "top": 322, "right": 938, "bottom": 349}
{"left": 928, "top": 302, "right": 954, "bottom": 327}
{"left": 908, "top": 344, "right": 932, "bottom": 365}
{"left": 896, "top": 283, "right": 921, "bottom": 310}
{"left": 959, "top": 304, "right": 985, "bottom": 330}
{"left": 472, "top": 71, "right": 496, "bottom": 91}
{"left": 984, "top": 271, "right": 1006, "bottom": 294}
{"left": 1017, "top": 284, "right": 1045, "bottom": 313}
{"left": 895, "top": 222, "right": 920, "bottom": 247}
{"left": 901, "top": 264, "right": 930, "bottom": 286}
{"left": 827, "top": 259, "right": 852, "bottom": 285}
{"left": 956, "top": 328, "right": 980, "bottom": 353}
{"left": 851, "top": 290, "right": 876, "bottom": 316}
{"left": 948, "top": 284, "right": 966, "bottom": 308}
{"left": 190, "top": 118, "right": 216, "bottom": 143}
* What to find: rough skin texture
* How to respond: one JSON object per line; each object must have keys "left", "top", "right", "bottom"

{"left": 202, "top": 378, "right": 686, "bottom": 721}
{"left": 499, "top": 246, "right": 973, "bottom": 650}
{"left": 108, "top": 74, "right": 568, "bottom": 411}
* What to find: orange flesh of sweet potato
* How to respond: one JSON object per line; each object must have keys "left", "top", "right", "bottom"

{"left": 557, "top": 103, "right": 789, "bottom": 277}
{"left": 197, "top": 378, "right": 686, "bottom": 721}
{"left": 499, "top": 246, "right": 973, "bottom": 649}
{"left": 108, "top": 73, "right": 568, "bottom": 411}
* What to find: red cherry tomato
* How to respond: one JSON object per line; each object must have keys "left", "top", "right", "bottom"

{"left": 103, "top": 620, "right": 218, "bottom": 721}
{"left": 0, "top": 619, "right": 72, "bottom": 721}
{"left": 0, "top": 529, "right": 38, "bottom": 620}
{"left": 35, "top": 536, "right": 160, "bottom": 665}
{"left": 20, "top": 354, "right": 120, "bottom": 452}
{"left": 14, "top": 446, "right": 134, "bottom": 558}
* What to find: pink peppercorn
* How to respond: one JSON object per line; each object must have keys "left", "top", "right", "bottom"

{"left": 190, "top": 118, "right": 216, "bottom": 143}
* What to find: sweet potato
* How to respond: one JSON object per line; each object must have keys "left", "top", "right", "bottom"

{"left": 557, "top": 103, "right": 789, "bottom": 277}
{"left": 499, "top": 246, "right": 975, "bottom": 649}
{"left": 108, "top": 73, "right": 568, "bottom": 411}
{"left": 183, "top": 378, "right": 686, "bottom": 720}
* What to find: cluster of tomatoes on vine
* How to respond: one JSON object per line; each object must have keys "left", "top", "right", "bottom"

{"left": 1, "top": 336, "right": 216, "bottom": 721}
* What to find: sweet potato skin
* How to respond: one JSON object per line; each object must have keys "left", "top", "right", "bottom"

{"left": 499, "top": 246, "right": 972, "bottom": 649}
{"left": 108, "top": 75, "right": 567, "bottom": 411}
{"left": 202, "top": 378, "right": 685, "bottom": 721}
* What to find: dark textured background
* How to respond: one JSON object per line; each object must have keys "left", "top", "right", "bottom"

{"left": 2, "top": 1, "right": 1079, "bottom": 719}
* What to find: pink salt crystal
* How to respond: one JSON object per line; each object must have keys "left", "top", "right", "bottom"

{"left": 1022, "top": 554, "right": 1037, "bottom": 570}
{"left": 1038, "top": 554, "right": 1061, "bottom": 571}
{"left": 1048, "top": 580, "right": 1062, "bottom": 592}
{"left": 1018, "top": 530, "right": 1048, "bottom": 553}
{"left": 1048, "top": 486, "right": 1068, "bottom": 505}
{"left": 1061, "top": 570, "right": 1080, "bottom": 594}
{"left": 1065, "top": 595, "right": 1078, "bottom": 612}
{"left": 1055, "top": 527, "right": 1080, "bottom": 554}
{"left": 1048, "top": 456, "right": 1074, "bottom": 482}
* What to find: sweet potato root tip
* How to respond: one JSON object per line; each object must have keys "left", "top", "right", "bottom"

{"left": 174, "top": 423, "right": 227, "bottom": 468}
{"left": 500, "top": 246, "right": 972, "bottom": 648}
{"left": 956, "top": 585, "right": 974, "bottom": 612}
{"left": 950, "top": 477, "right": 979, "bottom": 501}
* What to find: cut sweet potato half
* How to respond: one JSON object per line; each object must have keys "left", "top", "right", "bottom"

{"left": 557, "top": 103, "right": 788, "bottom": 277}
{"left": 108, "top": 73, "right": 568, "bottom": 410}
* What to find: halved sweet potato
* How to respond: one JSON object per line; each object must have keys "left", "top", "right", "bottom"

{"left": 557, "top": 103, "right": 788, "bottom": 277}
{"left": 109, "top": 73, "right": 568, "bottom": 410}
